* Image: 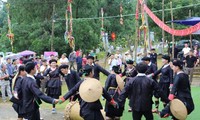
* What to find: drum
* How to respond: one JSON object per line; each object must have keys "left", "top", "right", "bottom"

{"left": 64, "top": 101, "right": 83, "bottom": 120}
{"left": 64, "top": 101, "right": 106, "bottom": 120}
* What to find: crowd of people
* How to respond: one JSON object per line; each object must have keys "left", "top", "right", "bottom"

{"left": 0, "top": 46, "right": 198, "bottom": 120}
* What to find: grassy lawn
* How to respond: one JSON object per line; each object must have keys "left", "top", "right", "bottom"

{"left": 40, "top": 75, "right": 200, "bottom": 120}
{"left": 40, "top": 58, "right": 200, "bottom": 120}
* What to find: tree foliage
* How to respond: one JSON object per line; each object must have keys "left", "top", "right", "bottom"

{"left": 0, "top": 0, "right": 199, "bottom": 54}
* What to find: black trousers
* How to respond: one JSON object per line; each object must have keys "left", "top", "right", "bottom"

{"left": 81, "top": 110, "right": 104, "bottom": 120}
{"left": 23, "top": 109, "right": 40, "bottom": 120}
{"left": 132, "top": 110, "right": 153, "bottom": 120}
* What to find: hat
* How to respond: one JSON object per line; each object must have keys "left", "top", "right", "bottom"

{"left": 126, "top": 59, "right": 134, "bottom": 64}
{"left": 116, "top": 75, "right": 124, "bottom": 91}
{"left": 125, "top": 51, "right": 129, "bottom": 55}
{"left": 170, "top": 99, "right": 188, "bottom": 120}
{"left": 162, "top": 55, "right": 170, "bottom": 62}
{"left": 151, "top": 48, "right": 155, "bottom": 51}
{"left": 79, "top": 78, "right": 102, "bottom": 102}
{"left": 87, "top": 56, "right": 94, "bottom": 60}
{"left": 141, "top": 57, "right": 151, "bottom": 61}
{"left": 173, "top": 60, "right": 184, "bottom": 69}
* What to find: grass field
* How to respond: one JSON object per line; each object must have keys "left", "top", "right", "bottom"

{"left": 40, "top": 74, "right": 200, "bottom": 120}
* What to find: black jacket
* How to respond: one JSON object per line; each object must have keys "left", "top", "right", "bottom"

{"left": 171, "top": 72, "right": 194, "bottom": 114}
{"left": 91, "top": 64, "right": 110, "bottom": 80}
{"left": 171, "top": 72, "right": 192, "bottom": 98}
{"left": 21, "top": 76, "right": 54, "bottom": 114}
{"left": 150, "top": 53, "right": 157, "bottom": 64}
{"left": 118, "top": 75, "right": 169, "bottom": 111}
{"left": 146, "top": 63, "right": 157, "bottom": 81}
{"left": 154, "top": 65, "right": 173, "bottom": 84}
{"left": 62, "top": 80, "right": 112, "bottom": 116}
{"left": 105, "top": 74, "right": 118, "bottom": 91}
{"left": 64, "top": 70, "right": 81, "bottom": 90}
{"left": 121, "top": 67, "right": 137, "bottom": 78}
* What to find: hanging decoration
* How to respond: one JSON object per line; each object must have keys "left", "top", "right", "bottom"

{"left": 65, "top": 0, "right": 75, "bottom": 50}
{"left": 139, "top": 0, "right": 200, "bottom": 36}
{"left": 139, "top": 0, "right": 148, "bottom": 50}
{"left": 120, "top": 2, "right": 123, "bottom": 25}
{"left": 6, "top": 3, "right": 14, "bottom": 52}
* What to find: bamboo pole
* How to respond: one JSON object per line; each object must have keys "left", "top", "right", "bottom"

{"left": 189, "top": 10, "right": 192, "bottom": 49}
{"left": 170, "top": 1, "right": 175, "bottom": 59}
{"left": 51, "top": 4, "right": 55, "bottom": 51}
{"left": 162, "top": 0, "right": 165, "bottom": 54}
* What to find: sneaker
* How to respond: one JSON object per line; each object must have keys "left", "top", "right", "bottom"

{"left": 52, "top": 108, "right": 57, "bottom": 114}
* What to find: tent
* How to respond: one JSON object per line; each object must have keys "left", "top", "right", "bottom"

{"left": 171, "top": 17, "right": 200, "bottom": 26}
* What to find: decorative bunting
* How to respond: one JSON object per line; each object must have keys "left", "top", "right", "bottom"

{"left": 139, "top": 0, "right": 200, "bottom": 36}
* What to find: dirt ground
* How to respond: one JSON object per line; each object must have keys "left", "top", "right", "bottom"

{"left": 0, "top": 103, "right": 64, "bottom": 120}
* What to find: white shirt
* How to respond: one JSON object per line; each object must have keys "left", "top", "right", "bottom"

{"left": 137, "top": 73, "right": 146, "bottom": 76}
{"left": 148, "top": 62, "right": 152, "bottom": 66}
{"left": 162, "top": 64, "right": 170, "bottom": 69}
{"left": 27, "top": 74, "right": 36, "bottom": 81}
{"left": 60, "top": 58, "right": 69, "bottom": 65}
{"left": 182, "top": 47, "right": 191, "bottom": 55}
{"left": 108, "top": 59, "right": 118, "bottom": 71}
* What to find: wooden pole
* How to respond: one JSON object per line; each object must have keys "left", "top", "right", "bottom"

{"left": 170, "top": 1, "right": 175, "bottom": 59}
{"left": 51, "top": 4, "right": 55, "bottom": 51}
{"left": 144, "top": 0, "right": 150, "bottom": 50}
{"left": 162, "top": 0, "right": 165, "bottom": 54}
{"left": 134, "top": 0, "right": 139, "bottom": 61}
{"left": 189, "top": 9, "right": 192, "bottom": 49}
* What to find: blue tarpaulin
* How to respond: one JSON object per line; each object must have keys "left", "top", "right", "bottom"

{"left": 171, "top": 17, "right": 200, "bottom": 26}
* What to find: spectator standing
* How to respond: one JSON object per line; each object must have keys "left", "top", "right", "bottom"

{"left": 60, "top": 53, "right": 69, "bottom": 65}
{"left": 108, "top": 54, "right": 118, "bottom": 71}
{"left": 150, "top": 48, "right": 157, "bottom": 65}
{"left": 82, "top": 54, "right": 87, "bottom": 68}
{"left": 6, "top": 58, "right": 14, "bottom": 89}
{"left": 0, "top": 64, "right": 12, "bottom": 102}
{"left": 182, "top": 43, "right": 191, "bottom": 57}
{"left": 68, "top": 51, "right": 76, "bottom": 70}
{"left": 76, "top": 52, "right": 83, "bottom": 73}
{"left": 0, "top": 55, "right": 4, "bottom": 66}
{"left": 184, "top": 50, "right": 198, "bottom": 84}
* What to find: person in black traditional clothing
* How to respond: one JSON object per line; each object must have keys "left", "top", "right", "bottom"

{"left": 121, "top": 59, "right": 137, "bottom": 81}
{"left": 43, "top": 59, "right": 61, "bottom": 114}
{"left": 59, "top": 64, "right": 118, "bottom": 120}
{"left": 141, "top": 57, "right": 157, "bottom": 81}
{"left": 159, "top": 60, "right": 194, "bottom": 120}
{"left": 151, "top": 55, "right": 173, "bottom": 112}
{"left": 150, "top": 48, "right": 157, "bottom": 65}
{"left": 21, "top": 62, "right": 59, "bottom": 120}
{"left": 104, "top": 65, "right": 124, "bottom": 120}
{"left": 120, "top": 59, "right": 137, "bottom": 112}
{"left": 141, "top": 56, "right": 158, "bottom": 112}
{"left": 87, "top": 56, "right": 110, "bottom": 80}
{"left": 11, "top": 65, "right": 26, "bottom": 120}
{"left": 59, "top": 64, "right": 81, "bottom": 101}
{"left": 118, "top": 62, "right": 169, "bottom": 120}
